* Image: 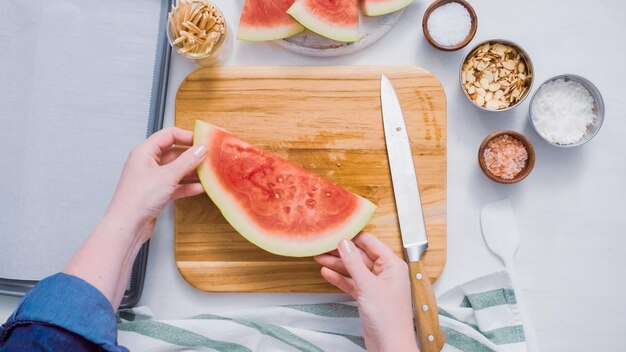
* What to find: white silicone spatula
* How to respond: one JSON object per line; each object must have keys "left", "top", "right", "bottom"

{"left": 480, "top": 199, "right": 540, "bottom": 351}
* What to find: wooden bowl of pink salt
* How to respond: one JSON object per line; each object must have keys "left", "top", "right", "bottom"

{"left": 478, "top": 131, "right": 535, "bottom": 184}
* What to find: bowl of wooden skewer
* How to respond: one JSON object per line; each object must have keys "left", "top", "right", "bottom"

{"left": 167, "top": 0, "right": 231, "bottom": 66}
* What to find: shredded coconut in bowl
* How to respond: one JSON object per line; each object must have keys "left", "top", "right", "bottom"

{"left": 483, "top": 135, "right": 528, "bottom": 180}
{"left": 530, "top": 78, "right": 597, "bottom": 145}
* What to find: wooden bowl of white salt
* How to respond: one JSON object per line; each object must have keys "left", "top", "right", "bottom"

{"left": 422, "top": 0, "right": 477, "bottom": 51}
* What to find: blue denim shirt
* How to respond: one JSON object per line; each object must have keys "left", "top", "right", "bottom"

{"left": 0, "top": 273, "right": 128, "bottom": 351}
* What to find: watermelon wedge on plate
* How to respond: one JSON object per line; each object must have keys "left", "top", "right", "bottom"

{"left": 238, "top": 0, "right": 305, "bottom": 41}
{"left": 362, "top": 0, "right": 415, "bottom": 16}
{"left": 287, "top": 0, "right": 359, "bottom": 43}
{"left": 194, "top": 121, "right": 377, "bottom": 257}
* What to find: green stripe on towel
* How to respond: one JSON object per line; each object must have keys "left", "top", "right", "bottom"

{"left": 283, "top": 304, "right": 364, "bottom": 349}
{"left": 441, "top": 326, "right": 495, "bottom": 352}
{"left": 193, "top": 314, "right": 324, "bottom": 352}
{"left": 316, "top": 330, "right": 366, "bottom": 349}
{"left": 118, "top": 320, "right": 250, "bottom": 351}
{"left": 483, "top": 325, "right": 525, "bottom": 345}
{"left": 284, "top": 303, "right": 359, "bottom": 318}
{"left": 438, "top": 308, "right": 480, "bottom": 332}
{"left": 466, "top": 289, "right": 517, "bottom": 310}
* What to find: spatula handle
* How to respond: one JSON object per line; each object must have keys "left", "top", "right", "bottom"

{"left": 408, "top": 260, "right": 446, "bottom": 352}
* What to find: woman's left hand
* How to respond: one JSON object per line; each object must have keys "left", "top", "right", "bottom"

{"left": 105, "top": 127, "right": 207, "bottom": 242}
{"left": 314, "top": 233, "right": 418, "bottom": 352}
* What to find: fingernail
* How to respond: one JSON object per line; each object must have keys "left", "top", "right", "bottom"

{"left": 193, "top": 145, "right": 206, "bottom": 157}
{"left": 339, "top": 240, "right": 352, "bottom": 255}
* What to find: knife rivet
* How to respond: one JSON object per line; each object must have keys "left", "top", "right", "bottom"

{"left": 422, "top": 304, "right": 428, "bottom": 312}
{"left": 396, "top": 127, "right": 402, "bottom": 132}
{"left": 415, "top": 273, "right": 423, "bottom": 280}
{"left": 428, "top": 335, "right": 434, "bottom": 342}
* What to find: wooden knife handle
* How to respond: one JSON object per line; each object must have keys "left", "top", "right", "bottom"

{"left": 408, "top": 260, "right": 446, "bottom": 352}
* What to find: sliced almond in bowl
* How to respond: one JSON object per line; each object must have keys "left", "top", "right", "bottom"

{"left": 460, "top": 40, "right": 533, "bottom": 111}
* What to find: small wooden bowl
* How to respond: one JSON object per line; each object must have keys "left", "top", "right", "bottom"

{"left": 422, "top": 0, "right": 477, "bottom": 51}
{"left": 478, "top": 131, "right": 535, "bottom": 184}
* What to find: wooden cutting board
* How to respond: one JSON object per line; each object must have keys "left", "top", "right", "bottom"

{"left": 174, "top": 66, "right": 446, "bottom": 292}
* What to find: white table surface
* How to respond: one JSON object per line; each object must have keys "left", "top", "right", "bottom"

{"left": 2, "top": 1, "right": 625, "bottom": 351}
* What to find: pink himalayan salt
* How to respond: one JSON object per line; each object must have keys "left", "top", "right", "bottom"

{"left": 483, "top": 135, "right": 528, "bottom": 179}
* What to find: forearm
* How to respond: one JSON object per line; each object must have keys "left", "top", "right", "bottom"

{"left": 381, "top": 337, "right": 419, "bottom": 352}
{"left": 112, "top": 235, "right": 143, "bottom": 308}
{"left": 63, "top": 213, "right": 148, "bottom": 310}
{"left": 368, "top": 323, "right": 420, "bottom": 352}
{"left": 386, "top": 320, "right": 419, "bottom": 352}
{"left": 61, "top": 129, "right": 204, "bottom": 310}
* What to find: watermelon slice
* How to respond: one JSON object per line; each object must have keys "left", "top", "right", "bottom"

{"left": 238, "top": 0, "right": 305, "bottom": 41}
{"left": 287, "top": 0, "right": 359, "bottom": 43}
{"left": 194, "top": 121, "right": 376, "bottom": 257}
{"left": 362, "top": 0, "right": 415, "bottom": 16}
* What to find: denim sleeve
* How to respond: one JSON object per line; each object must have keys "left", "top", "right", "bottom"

{"left": 0, "top": 273, "right": 128, "bottom": 352}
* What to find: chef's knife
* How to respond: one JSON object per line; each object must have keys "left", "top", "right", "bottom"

{"left": 381, "top": 74, "right": 446, "bottom": 351}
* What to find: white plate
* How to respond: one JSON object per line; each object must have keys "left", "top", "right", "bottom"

{"left": 238, "top": 1, "right": 407, "bottom": 57}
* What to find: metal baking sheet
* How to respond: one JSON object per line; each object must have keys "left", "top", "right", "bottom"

{"left": 0, "top": 0, "right": 172, "bottom": 308}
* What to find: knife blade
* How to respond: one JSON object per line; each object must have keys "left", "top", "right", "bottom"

{"left": 381, "top": 74, "right": 446, "bottom": 351}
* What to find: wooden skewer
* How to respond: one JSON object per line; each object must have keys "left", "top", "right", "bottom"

{"left": 191, "top": 4, "right": 206, "bottom": 25}
{"left": 172, "top": 36, "right": 186, "bottom": 45}
{"left": 183, "top": 1, "right": 191, "bottom": 22}
{"left": 205, "top": 16, "right": 216, "bottom": 31}
{"left": 199, "top": 12, "right": 208, "bottom": 30}
{"left": 183, "top": 20, "right": 202, "bottom": 35}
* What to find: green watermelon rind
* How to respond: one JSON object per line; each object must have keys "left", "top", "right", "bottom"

{"left": 194, "top": 120, "right": 377, "bottom": 257}
{"left": 363, "top": 0, "right": 415, "bottom": 16}
{"left": 237, "top": 22, "right": 305, "bottom": 42}
{"left": 287, "top": 0, "right": 359, "bottom": 43}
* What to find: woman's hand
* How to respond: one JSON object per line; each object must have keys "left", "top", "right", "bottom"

{"left": 105, "top": 127, "right": 207, "bottom": 243}
{"left": 314, "top": 233, "right": 419, "bottom": 352}
{"left": 64, "top": 127, "right": 207, "bottom": 309}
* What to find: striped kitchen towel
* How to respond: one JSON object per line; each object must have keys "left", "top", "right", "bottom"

{"left": 117, "top": 270, "right": 526, "bottom": 351}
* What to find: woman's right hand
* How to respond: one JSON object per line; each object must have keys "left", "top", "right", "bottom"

{"left": 314, "top": 233, "right": 419, "bottom": 352}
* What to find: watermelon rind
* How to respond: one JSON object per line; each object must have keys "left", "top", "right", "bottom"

{"left": 194, "top": 120, "right": 377, "bottom": 257}
{"left": 238, "top": 22, "right": 305, "bottom": 42}
{"left": 363, "top": 0, "right": 415, "bottom": 16}
{"left": 287, "top": 0, "right": 359, "bottom": 43}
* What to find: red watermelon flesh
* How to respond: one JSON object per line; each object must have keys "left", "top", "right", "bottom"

{"left": 194, "top": 121, "right": 376, "bottom": 257}
{"left": 238, "top": 0, "right": 305, "bottom": 41}
{"left": 287, "top": 0, "right": 359, "bottom": 43}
